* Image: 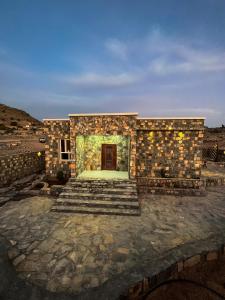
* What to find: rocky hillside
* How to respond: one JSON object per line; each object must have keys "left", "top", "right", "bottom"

{"left": 204, "top": 126, "right": 225, "bottom": 148}
{"left": 0, "top": 103, "right": 43, "bottom": 135}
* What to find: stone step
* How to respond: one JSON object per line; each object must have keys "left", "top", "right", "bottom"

{"left": 69, "top": 183, "right": 137, "bottom": 190}
{"left": 54, "top": 178, "right": 140, "bottom": 216}
{"left": 59, "top": 192, "right": 138, "bottom": 201}
{"left": 69, "top": 180, "right": 136, "bottom": 187}
{"left": 63, "top": 186, "right": 137, "bottom": 195}
{"left": 51, "top": 205, "right": 141, "bottom": 216}
{"left": 69, "top": 178, "right": 136, "bottom": 184}
{"left": 56, "top": 198, "right": 140, "bottom": 209}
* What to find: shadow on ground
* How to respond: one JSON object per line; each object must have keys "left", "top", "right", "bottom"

{"left": 0, "top": 236, "right": 75, "bottom": 300}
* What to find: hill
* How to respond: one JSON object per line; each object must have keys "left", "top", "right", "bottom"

{"left": 204, "top": 126, "right": 225, "bottom": 149}
{"left": 0, "top": 103, "right": 43, "bottom": 135}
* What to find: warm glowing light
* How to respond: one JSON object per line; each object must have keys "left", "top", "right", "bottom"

{"left": 148, "top": 131, "right": 154, "bottom": 141}
{"left": 177, "top": 132, "right": 185, "bottom": 141}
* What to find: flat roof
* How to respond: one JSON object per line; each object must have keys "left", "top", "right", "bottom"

{"left": 68, "top": 112, "right": 138, "bottom": 117}
{"left": 43, "top": 118, "right": 69, "bottom": 121}
{"left": 137, "top": 117, "right": 206, "bottom": 120}
{"left": 43, "top": 115, "right": 205, "bottom": 121}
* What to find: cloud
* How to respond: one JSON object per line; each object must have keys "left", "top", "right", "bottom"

{"left": 105, "top": 38, "right": 128, "bottom": 60}
{"left": 60, "top": 72, "right": 139, "bottom": 89}
{"left": 146, "top": 30, "right": 225, "bottom": 75}
{"left": 1, "top": 28, "right": 225, "bottom": 126}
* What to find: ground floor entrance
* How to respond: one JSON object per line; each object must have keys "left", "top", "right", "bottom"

{"left": 76, "top": 135, "right": 130, "bottom": 179}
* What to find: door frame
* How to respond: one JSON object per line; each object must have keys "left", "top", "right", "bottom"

{"left": 101, "top": 144, "right": 117, "bottom": 170}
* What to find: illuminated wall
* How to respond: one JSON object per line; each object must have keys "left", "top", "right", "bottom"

{"left": 76, "top": 135, "right": 129, "bottom": 175}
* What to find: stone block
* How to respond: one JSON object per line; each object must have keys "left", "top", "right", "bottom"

{"left": 184, "top": 255, "right": 201, "bottom": 268}
{"left": 206, "top": 251, "right": 218, "bottom": 261}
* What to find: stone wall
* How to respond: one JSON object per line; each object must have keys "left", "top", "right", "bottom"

{"left": 136, "top": 118, "right": 204, "bottom": 179}
{"left": 43, "top": 119, "right": 71, "bottom": 179}
{"left": 0, "top": 151, "right": 45, "bottom": 187}
{"left": 76, "top": 135, "right": 129, "bottom": 175}
{"left": 70, "top": 115, "right": 137, "bottom": 178}
{"left": 123, "top": 245, "right": 225, "bottom": 299}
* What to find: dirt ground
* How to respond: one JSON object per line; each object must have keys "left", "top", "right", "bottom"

{"left": 0, "top": 135, "right": 45, "bottom": 156}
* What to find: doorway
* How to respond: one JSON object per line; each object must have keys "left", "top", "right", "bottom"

{"left": 101, "top": 144, "right": 117, "bottom": 170}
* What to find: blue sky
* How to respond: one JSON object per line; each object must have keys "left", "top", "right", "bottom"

{"left": 0, "top": 0, "right": 225, "bottom": 126}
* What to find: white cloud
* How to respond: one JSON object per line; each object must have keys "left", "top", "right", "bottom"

{"left": 105, "top": 38, "right": 128, "bottom": 60}
{"left": 146, "top": 30, "right": 225, "bottom": 75}
{"left": 61, "top": 72, "right": 139, "bottom": 88}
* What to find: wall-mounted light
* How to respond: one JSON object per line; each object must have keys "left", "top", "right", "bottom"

{"left": 148, "top": 131, "right": 154, "bottom": 142}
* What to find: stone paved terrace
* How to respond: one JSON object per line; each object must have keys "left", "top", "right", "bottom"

{"left": 1, "top": 186, "right": 225, "bottom": 299}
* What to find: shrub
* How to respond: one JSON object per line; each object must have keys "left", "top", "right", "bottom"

{"left": 0, "top": 123, "right": 7, "bottom": 130}
{"left": 56, "top": 170, "right": 64, "bottom": 181}
{"left": 10, "top": 121, "right": 18, "bottom": 126}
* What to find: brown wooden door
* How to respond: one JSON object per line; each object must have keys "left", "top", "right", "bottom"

{"left": 101, "top": 144, "right": 117, "bottom": 170}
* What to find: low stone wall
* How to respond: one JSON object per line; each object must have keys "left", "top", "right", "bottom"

{"left": 123, "top": 244, "right": 225, "bottom": 299}
{"left": 137, "top": 177, "right": 205, "bottom": 196}
{"left": 0, "top": 151, "right": 45, "bottom": 187}
{"left": 205, "top": 176, "right": 225, "bottom": 187}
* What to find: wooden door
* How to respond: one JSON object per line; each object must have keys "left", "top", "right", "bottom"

{"left": 101, "top": 144, "right": 117, "bottom": 170}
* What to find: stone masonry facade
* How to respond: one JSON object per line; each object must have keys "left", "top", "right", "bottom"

{"left": 43, "top": 113, "right": 204, "bottom": 190}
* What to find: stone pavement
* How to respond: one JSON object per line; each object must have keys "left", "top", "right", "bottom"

{"left": 0, "top": 186, "right": 225, "bottom": 298}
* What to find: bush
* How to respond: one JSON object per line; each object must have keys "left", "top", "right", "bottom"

{"left": 0, "top": 123, "right": 7, "bottom": 130}
{"left": 56, "top": 170, "right": 64, "bottom": 181}
{"left": 10, "top": 121, "right": 18, "bottom": 126}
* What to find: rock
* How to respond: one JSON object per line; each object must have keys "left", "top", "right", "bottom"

{"left": 93, "top": 235, "right": 102, "bottom": 246}
{"left": 89, "top": 277, "right": 99, "bottom": 288}
{"left": 64, "top": 220, "right": 71, "bottom": 228}
{"left": 53, "top": 258, "right": 73, "bottom": 275}
{"left": 61, "top": 275, "right": 72, "bottom": 286}
{"left": 73, "top": 275, "right": 83, "bottom": 287}
{"left": 184, "top": 255, "right": 201, "bottom": 268}
{"left": 46, "top": 279, "right": 59, "bottom": 292}
{"left": 9, "top": 240, "right": 17, "bottom": 246}
{"left": 206, "top": 251, "right": 218, "bottom": 261}
{"left": 8, "top": 247, "right": 20, "bottom": 260}
{"left": 26, "top": 241, "right": 39, "bottom": 253}
{"left": 13, "top": 254, "right": 26, "bottom": 266}
{"left": 99, "top": 244, "right": 106, "bottom": 251}
{"left": 48, "top": 259, "right": 56, "bottom": 268}
{"left": 67, "top": 251, "right": 77, "bottom": 264}
{"left": 117, "top": 247, "right": 129, "bottom": 255}
{"left": 104, "top": 234, "right": 114, "bottom": 244}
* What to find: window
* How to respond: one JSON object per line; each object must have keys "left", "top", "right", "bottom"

{"left": 60, "top": 139, "right": 71, "bottom": 160}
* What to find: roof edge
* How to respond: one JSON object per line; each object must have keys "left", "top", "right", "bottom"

{"left": 137, "top": 117, "right": 206, "bottom": 120}
{"left": 68, "top": 112, "right": 138, "bottom": 117}
{"left": 43, "top": 118, "right": 69, "bottom": 121}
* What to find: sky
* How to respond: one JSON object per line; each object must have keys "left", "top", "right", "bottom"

{"left": 0, "top": 0, "right": 225, "bottom": 126}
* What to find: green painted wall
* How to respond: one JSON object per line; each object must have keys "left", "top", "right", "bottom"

{"left": 76, "top": 135, "right": 129, "bottom": 175}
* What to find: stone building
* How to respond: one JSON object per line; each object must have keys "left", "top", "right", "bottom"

{"left": 43, "top": 113, "right": 204, "bottom": 195}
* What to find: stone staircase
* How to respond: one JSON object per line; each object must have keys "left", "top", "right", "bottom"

{"left": 51, "top": 178, "right": 140, "bottom": 216}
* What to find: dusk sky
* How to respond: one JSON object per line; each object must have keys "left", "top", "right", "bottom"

{"left": 0, "top": 0, "right": 225, "bottom": 126}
